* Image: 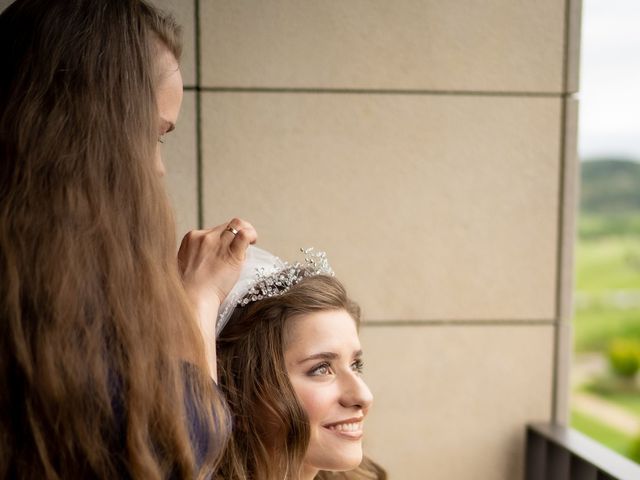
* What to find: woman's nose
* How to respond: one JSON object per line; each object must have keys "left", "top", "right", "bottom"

{"left": 340, "top": 373, "right": 374, "bottom": 410}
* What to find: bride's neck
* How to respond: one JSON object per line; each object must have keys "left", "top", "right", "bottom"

{"left": 299, "top": 463, "right": 318, "bottom": 480}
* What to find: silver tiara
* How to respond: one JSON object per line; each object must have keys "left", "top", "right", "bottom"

{"left": 216, "top": 246, "right": 334, "bottom": 335}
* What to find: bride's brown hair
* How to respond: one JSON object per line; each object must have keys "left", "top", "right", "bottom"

{"left": 217, "top": 275, "right": 385, "bottom": 480}
{"left": 0, "top": 1, "right": 228, "bottom": 478}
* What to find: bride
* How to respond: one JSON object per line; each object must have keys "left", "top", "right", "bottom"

{"left": 215, "top": 247, "right": 386, "bottom": 480}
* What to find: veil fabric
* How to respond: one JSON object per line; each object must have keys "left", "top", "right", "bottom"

{"left": 216, "top": 246, "right": 284, "bottom": 335}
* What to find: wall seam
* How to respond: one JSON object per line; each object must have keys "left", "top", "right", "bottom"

{"left": 194, "top": 0, "right": 203, "bottom": 229}
{"left": 362, "top": 319, "right": 555, "bottom": 327}
{"left": 187, "top": 86, "right": 562, "bottom": 98}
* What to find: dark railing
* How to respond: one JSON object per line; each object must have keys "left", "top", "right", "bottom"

{"left": 526, "top": 423, "right": 640, "bottom": 480}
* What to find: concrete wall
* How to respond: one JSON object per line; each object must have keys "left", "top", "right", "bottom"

{"left": 155, "top": 1, "right": 582, "bottom": 478}
{"left": 0, "top": 0, "right": 581, "bottom": 477}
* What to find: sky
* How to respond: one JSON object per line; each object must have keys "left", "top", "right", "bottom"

{"left": 579, "top": 0, "right": 640, "bottom": 161}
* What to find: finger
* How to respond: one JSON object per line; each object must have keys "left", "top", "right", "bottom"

{"left": 197, "top": 222, "right": 236, "bottom": 252}
{"left": 178, "top": 229, "right": 205, "bottom": 258}
{"left": 220, "top": 224, "right": 240, "bottom": 240}
{"left": 228, "top": 228, "right": 255, "bottom": 260}
{"left": 220, "top": 218, "right": 255, "bottom": 245}
{"left": 239, "top": 224, "right": 258, "bottom": 245}
{"left": 226, "top": 217, "right": 254, "bottom": 232}
{"left": 227, "top": 219, "right": 258, "bottom": 247}
{"left": 206, "top": 218, "right": 251, "bottom": 235}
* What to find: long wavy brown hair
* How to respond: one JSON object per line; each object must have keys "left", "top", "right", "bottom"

{"left": 0, "top": 1, "right": 228, "bottom": 478}
{"left": 217, "top": 275, "right": 386, "bottom": 480}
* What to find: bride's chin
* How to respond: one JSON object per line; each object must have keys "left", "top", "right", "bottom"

{"left": 306, "top": 449, "right": 364, "bottom": 473}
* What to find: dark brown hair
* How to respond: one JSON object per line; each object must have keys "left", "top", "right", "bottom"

{"left": 0, "top": 1, "right": 228, "bottom": 478}
{"left": 217, "top": 275, "right": 385, "bottom": 480}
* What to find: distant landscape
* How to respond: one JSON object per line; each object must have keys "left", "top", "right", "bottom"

{"left": 572, "top": 157, "right": 640, "bottom": 463}
{"left": 576, "top": 158, "right": 640, "bottom": 351}
{"left": 580, "top": 158, "right": 640, "bottom": 240}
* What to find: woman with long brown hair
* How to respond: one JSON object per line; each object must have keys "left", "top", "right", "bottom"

{"left": 0, "top": 1, "right": 255, "bottom": 478}
{"left": 216, "top": 247, "right": 386, "bottom": 480}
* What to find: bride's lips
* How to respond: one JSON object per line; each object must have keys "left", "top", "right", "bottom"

{"left": 322, "top": 417, "right": 364, "bottom": 440}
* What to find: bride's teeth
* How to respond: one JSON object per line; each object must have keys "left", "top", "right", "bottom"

{"left": 329, "top": 422, "right": 360, "bottom": 432}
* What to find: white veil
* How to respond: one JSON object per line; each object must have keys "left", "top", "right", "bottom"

{"left": 216, "top": 246, "right": 285, "bottom": 336}
{"left": 216, "top": 245, "right": 334, "bottom": 336}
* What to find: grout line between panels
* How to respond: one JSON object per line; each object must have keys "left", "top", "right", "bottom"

{"left": 194, "top": 0, "right": 203, "bottom": 229}
{"left": 362, "top": 319, "right": 555, "bottom": 328}
{"left": 187, "top": 86, "right": 564, "bottom": 98}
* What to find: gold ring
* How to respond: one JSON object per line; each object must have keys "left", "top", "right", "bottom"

{"left": 225, "top": 226, "right": 239, "bottom": 236}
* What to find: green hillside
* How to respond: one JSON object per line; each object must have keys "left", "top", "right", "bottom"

{"left": 579, "top": 159, "right": 640, "bottom": 239}
{"left": 573, "top": 159, "right": 640, "bottom": 464}
{"left": 574, "top": 158, "right": 640, "bottom": 352}
{"left": 581, "top": 158, "right": 640, "bottom": 214}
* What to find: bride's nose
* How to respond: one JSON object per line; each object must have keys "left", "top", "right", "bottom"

{"left": 339, "top": 373, "right": 373, "bottom": 410}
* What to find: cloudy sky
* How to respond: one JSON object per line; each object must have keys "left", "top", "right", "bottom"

{"left": 579, "top": 0, "right": 640, "bottom": 160}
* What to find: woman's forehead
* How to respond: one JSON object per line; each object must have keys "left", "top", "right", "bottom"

{"left": 284, "top": 309, "right": 360, "bottom": 354}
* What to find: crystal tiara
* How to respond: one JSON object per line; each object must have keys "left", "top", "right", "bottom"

{"left": 216, "top": 246, "right": 334, "bottom": 335}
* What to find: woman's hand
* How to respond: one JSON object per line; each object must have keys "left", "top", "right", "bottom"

{"left": 177, "top": 218, "right": 257, "bottom": 379}
{"left": 178, "top": 218, "right": 258, "bottom": 307}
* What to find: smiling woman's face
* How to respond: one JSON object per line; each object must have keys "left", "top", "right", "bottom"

{"left": 284, "top": 309, "right": 373, "bottom": 478}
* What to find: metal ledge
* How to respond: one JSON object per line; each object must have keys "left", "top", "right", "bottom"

{"left": 526, "top": 423, "right": 640, "bottom": 480}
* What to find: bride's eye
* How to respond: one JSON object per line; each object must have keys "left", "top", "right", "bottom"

{"left": 351, "top": 359, "right": 364, "bottom": 374}
{"left": 309, "top": 362, "right": 332, "bottom": 376}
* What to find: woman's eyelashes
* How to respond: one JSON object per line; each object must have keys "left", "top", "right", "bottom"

{"left": 307, "top": 358, "right": 365, "bottom": 377}
{"left": 351, "top": 358, "right": 364, "bottom": 374}
{"left": 308, "top": 362, "right": 332, "bottom": 376}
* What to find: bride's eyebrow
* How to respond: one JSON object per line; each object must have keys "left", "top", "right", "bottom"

{"left": 298, "top": 352, "right": 338, "bottom": 364}
{"left": 298, "top": 349, "right": 363, "bottom": 364}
